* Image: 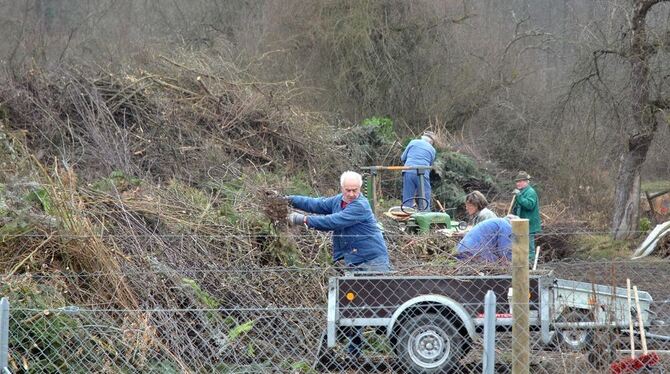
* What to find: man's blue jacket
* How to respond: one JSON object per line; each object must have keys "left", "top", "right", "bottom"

{"left": 456, "top": 218, "right": 512, "bottom": 262}
{"left": 401, "top": 139, "right": 436, "bottom": 175}
{"left": 289, "top": 194, "right": 389, "bottom": 265}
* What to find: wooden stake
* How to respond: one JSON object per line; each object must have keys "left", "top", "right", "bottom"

{"left": 627, "top": 279, "right": 635, "bottom": 359}
{"left": 511, "top": 218, "right": 529, "bottom": 374}
{"left": 507, "top": 194, "right": 516, "bottom": 215}
{"left": 634, "top": 286, "right": 648, "bottom": 354}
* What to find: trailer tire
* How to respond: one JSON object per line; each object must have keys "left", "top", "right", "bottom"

{"left": 555, "top": 309, "right": 593, "bottom": 351}
{"left": 395, "top": 313, "right": 464, "bottom": 373}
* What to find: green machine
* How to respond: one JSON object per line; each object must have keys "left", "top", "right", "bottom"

{"left": 361, "top": 165, "right": 464, "bottom": 234}
{"left": 397, "top": 210, "right": 463, "bottom": 234}
{"left": 407, "top": 212, "right": 451, "bottom": 234}
{"left": 361, "top": 165, "right": 433, "bottom": 214}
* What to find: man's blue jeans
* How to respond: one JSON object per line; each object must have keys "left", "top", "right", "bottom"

{"left": 346, "top": 256, "right": 392, "bottom": 357}
{"left": 402, "top": 172, "right": 431, "bottom": 211}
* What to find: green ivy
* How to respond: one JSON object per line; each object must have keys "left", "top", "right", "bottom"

{"left": 361, "top": 116, "right": 395, "bottom": 141}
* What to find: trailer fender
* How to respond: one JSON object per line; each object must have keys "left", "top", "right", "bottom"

{"left": 386, "top": 294, "right": 477, "bottom": 341}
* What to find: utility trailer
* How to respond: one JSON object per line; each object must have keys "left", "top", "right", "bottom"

{"left": 324, "top": 272, "right": 654, "bottom": 373}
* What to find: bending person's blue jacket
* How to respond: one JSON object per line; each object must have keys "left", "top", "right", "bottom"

{"left": 289, "top": 194, "right": 389, "bottom": 266}
{"left": 456, "top": 217, "right": 512, "bottom": 262}
{"left": 401, "top": 139, "right": 436, "bottom": 176}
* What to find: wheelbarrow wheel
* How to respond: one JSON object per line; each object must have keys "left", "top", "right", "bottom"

{"left": 555, "top": 309, "right": 593, "bottom": 351}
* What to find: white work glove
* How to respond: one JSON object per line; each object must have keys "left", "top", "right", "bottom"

{"left": 288, "top": 212, "right": 305, "bottom": 226}
{"left": 512, "top": 189, "right": 520, "bottom": 195}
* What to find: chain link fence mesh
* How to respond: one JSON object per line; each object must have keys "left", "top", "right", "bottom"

{"left": 2, "top": 258, "right": 670, "bottom": 373}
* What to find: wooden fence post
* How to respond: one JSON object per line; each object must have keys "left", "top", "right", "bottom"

{"left": 512, "top": 218, "right": 529, "bottom": 374}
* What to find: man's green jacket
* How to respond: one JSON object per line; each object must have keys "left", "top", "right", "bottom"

{"left": 513, "top": 185, "right": 541, "bottom": 233}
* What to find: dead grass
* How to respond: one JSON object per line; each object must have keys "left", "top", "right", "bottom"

{"left": 642, "top": 180, "right": 670, "bottom": 193}
{"left": 570, "top": 234, "right": 633, "bottom": 259}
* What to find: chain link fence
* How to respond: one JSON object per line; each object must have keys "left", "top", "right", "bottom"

{"left": 2, "top": 259, "right": 670, "bottom": 373}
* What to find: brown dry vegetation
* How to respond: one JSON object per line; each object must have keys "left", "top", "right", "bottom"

{"left": 0, "top": 59, "right": 352, "bottom": 371}
{"left": 1, "top": 1, "right": 670, "bottom": 371}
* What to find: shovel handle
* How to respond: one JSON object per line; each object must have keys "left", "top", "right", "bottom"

{"left": 627, "top": 279, "right": 635, "bottom": 358}
{"left": 507, "top": 194, "right": 516, "bottom": 216}
{"left": 634, "top": 285, "right": 648, "bottom": 354}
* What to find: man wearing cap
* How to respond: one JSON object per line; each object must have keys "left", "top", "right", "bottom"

{"left": 400, "top": 131, "right": 437, "bottom": 211}
{"left": 511, "top": 171, "right": 542, "bottom": 262}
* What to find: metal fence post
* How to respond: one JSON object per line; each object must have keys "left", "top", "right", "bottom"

{"left": 0, "top": 297, "right": 9, "bottom": 372}
{"left": 482, "top": 290, "right": 496, "bottom": 374}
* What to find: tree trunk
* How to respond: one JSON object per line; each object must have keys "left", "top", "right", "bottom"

{"left": 612, "top": 133, "right": 654, "bottom": 239}
{"left": 611, "top": 0, "right": 663, "bottom": 239}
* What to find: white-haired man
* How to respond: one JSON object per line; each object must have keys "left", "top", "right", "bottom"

{"left": 286, "top": 171, "right": 391, "bottom": 358}
{"left": 287, "top": 171, "right": 390, "bottom": 272}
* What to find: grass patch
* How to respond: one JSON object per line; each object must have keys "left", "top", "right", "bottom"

{"left": 642, "top": 180, "right": 670, "bottom": 193}
{"left": 570, "top": 234, "right": 632, "bottom": 259}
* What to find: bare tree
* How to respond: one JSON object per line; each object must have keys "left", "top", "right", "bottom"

{"left": 563, "top": 0, "right": 670, "bottom": 238}
{"left": 611, "top": 0, "right": 670, "bottom": 238}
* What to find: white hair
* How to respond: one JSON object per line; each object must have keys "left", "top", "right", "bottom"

{"left": 340, "top": 171, "right": 363, "bottom": 187}
{"left": 421, "top": 135, "right": 434, "bottom": 144}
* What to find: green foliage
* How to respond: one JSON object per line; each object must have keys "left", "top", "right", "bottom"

{"left": 90, "top": 170, "right": 141, "bottom": 193}
{"left": 144, "top": 361, "right": 181, "bottom": 374}
{"left": 362, "top": 116, "right": 395, "bottom": 141}
{"left": 362, "top": 329, "right": 392, "bottom": 354}
{"left": 337, "top": 120, "right": 393, "bottom": 167}
{"left": 0, "top": 217, "right": 32, "bottom": 241}
{"left": 289, "top": 360, "right": 318, "bottom": 373}
{"left": 222, "top": 318, "right": 257, "bottom": 361}
{"left": 262, "top": 231, "right": 302, "bottom": 266}
{"left": 639, "top": 217, "right": 652, "bottom": 233}
{"left": 181, "top": 278, "right": 220, "bottom": 309}
{"left": 1, "top": 279, "right": 93, "bottom": 372}
{"left": 25, "top": 186, "right": 54, "bottom": 215}
{"left": 0, "top": 103, "right": 9, "bottom": 119}
{"left": 227, "top": 320, "right": 255, "bottom": 341}
{"left": 431, "top": 151, "right": 500, "bottom": 214}
{"left": 287, "top": 175, "right": 314, "bottom": 196}
{"left": 166, "top": 180, "right": 212, "bottom": 210}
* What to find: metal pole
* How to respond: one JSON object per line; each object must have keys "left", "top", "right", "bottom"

{"left": 417, "top": 168, "right": 426, "bottom": 211}
{"left": 370, "top": 168, "right": 377, "bottom": 215}
{"left": 482, "top": 290, "right": 496, "bottom": 374}
{"left": 511, "top": 219, "right": 529, "bottom": 374}
{"left": 0, "top": 297, "right": 9, "bottom": 372}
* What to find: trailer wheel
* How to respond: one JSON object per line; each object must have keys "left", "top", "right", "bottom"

{"left": 555, "top": 309, "right": 593, "bottom": 351}
{"left": 395, "top": 313, "right": 464, "bottom": 373}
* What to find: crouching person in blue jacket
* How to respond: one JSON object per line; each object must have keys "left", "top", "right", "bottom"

{"left": 456, "top": 216, "right": 516, "bottom": 262}
{"left": 287, "top": 170, "right": 391, "bottom": 358}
